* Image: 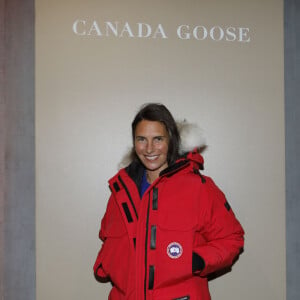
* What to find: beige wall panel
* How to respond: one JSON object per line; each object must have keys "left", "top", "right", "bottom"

{"left": 36, "top": 0, "right": 285, "bottom": 299}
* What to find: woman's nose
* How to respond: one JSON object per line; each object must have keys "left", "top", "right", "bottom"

{"left": 146, "top": 141, "right": 154, "bottom": 153}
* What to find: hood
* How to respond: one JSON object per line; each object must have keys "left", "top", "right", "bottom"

{"left": 177, "top": 120, "right": 206, "bottom": 154}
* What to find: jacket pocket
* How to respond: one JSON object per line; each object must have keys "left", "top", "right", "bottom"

{"left": 98, "top": 199, "right": 131, "bottom": 294}
{"left": 154, "top": 221, "right": 196, "bottom": 289}
{"left": 100, "top": 231, "right": 131, "bottom": 294}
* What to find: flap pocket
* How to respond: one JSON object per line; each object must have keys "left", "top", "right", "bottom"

{"left": 102, "top": 197, "right": 127, "bottom": 238}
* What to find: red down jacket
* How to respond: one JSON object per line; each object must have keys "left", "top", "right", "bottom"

{"left": 94, "top": 151, "right": 244, "bottom": 300}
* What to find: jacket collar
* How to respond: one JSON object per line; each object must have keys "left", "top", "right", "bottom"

{"left": 125, "top": 151, "right": 204, "bottom": 186}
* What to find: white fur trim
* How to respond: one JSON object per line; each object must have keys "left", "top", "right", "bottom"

{"left": 177, "top": 120, "right": 206, "bottom": 154}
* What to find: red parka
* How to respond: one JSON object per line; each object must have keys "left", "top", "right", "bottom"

{"left": 94, "top": 151, "right": 244, "bottom": 300}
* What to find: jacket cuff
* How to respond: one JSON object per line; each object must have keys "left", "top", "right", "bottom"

{"left": 94, "top": 264, "right": 110, "bottom": 282}
{"left": 192, "top": 252, "right": 205, "bottom": 273}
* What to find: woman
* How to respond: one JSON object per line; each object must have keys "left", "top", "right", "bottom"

{"left": 94, "top": 103, "right": 244, "bottom": 300}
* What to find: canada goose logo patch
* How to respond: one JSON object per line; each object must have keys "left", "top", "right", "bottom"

{"left": 167, "top": 242, "right": 183, "bottom": 259}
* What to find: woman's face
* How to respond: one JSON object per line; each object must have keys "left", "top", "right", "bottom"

{"left": 134, "top": 120, "right": 169, "bottom": 181}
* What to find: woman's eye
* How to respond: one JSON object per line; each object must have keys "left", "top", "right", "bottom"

{"left": 136, "top": 137, "right": 145, "bottom": 142}
{"left": 154, "top": 136, "right": 163, "bottom": 142}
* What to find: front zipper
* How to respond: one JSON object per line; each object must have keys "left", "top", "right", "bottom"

{"left": 144, "top": 192, "right": 151, "bottom": 300}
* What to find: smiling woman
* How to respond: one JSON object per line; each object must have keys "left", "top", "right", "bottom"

{"left": 134, "top": 120, "right": 169, "bottom": 184}
{"left": 93, "top": 103, "right": 244, "bottom": 300}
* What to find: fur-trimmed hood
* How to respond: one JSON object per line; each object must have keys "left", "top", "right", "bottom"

{"left": 177, "top": 120, "right": 206, "bottom": 154}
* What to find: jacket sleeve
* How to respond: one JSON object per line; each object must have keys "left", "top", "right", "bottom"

{"left": 192, "top": 177, "right": 244, "bottom": 277}
{"left": 93, "top": 192, "right": 126, "bottom": 281}
{"left": 93, "top": 195, "right": 110, "bottom": 280}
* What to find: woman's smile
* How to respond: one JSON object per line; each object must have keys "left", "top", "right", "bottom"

{"left": 134, "top": 120, "right": 169, "bottom": 183}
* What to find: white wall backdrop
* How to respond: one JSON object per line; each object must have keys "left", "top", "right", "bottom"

{"left": 36, "top": 1, "right": 285, "bottom": 299}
